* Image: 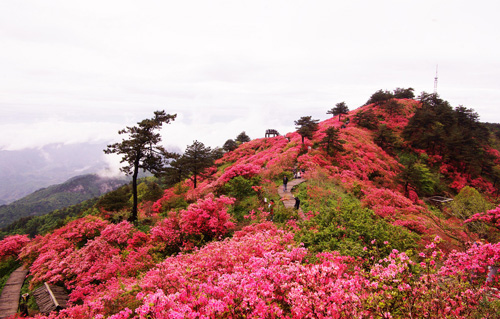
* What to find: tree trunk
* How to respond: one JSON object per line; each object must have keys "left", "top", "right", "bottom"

{"left": 130, "top": 157, "right": 140, "bottom": 223}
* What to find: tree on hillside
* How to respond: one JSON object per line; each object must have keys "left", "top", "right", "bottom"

{"left": 295, "top": 116, "right": 320, "bottom": 144}
{"left": 393, "top": 87, "right": 415, "bottom": 99}
{"left": 366, "top": 89, "right": 394, "bottom": 105}
{"left": 352, "top": 109, "right": 379, "bottom": 130}
{"left": 327, "top": 102, "right": 350, "bottom": 121}
{"left": 397, "top": 154, "right": 437, "bottom": 197}
{"left": 223, "top": 139, "right": 238, "bottom": 152}
{"left": 320, "top": 127, "right": 345, "bottom": 156}
{"left": 374, "top": 124, "right": 399, "bottom": 153}
{"left": 182, "top": 140, "right": 214, "bottom": 189}
{"left": 403, "top": 93, "right": 455, "bottom": 153}
{"left": 404, "top": 93, "right": 491, "bottom": 175}
{"left": 449, "top": 186, "right": 492, "bottom": 238}
{"left": 235, "top": 131, "right": 251, "bottom": 144}
{"left": 104, "top": 111, "right": 176, "bottom": 222}
{"left": 212, "top": 147, "right": 224, "bottom": 160}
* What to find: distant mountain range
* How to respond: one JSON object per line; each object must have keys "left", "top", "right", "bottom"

{"left": 0, "top": 174, "right": 127, "bottom": 228}
{"left": 0, "top": 142, "right": 113, "bottom": 204}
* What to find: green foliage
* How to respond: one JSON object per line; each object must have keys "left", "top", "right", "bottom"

{"left": 448, "top": 186, "right": 493, "bottom": 239}
{"left": 484, "top": 122, "right": 500, "bottom": 151}
{"left": 398, "top": 153, "right": 439, "bottom": 196}
{"left": 327, "top": 102, "right": 349, "bottom": 121}
{"left": 353, "top": 108, "right": 379, "bottom": 130}
{"left": 19, "top": 275, "right": 39, "bottom": 313}
{"left": 366, "top": 87, "right": 414, "bottom": 105}
{"left": 366, "top": 89, "right": 394, "bottom": 105}
{"left": 228, "top": 196, "right": 261, "bottom": 222}
{"left": 97, "top": 184, "right": 132, "bottom": 212}
{"left": 384, "top": 99, "right": 402, "bottom": 116}
{"left": 223, "top": 139, "right": 238, "bottom": 152}
{"left": 374, "top": 124, "right": 400, "bottom": 153}
{"left": 0, "top": 199, "right": 98, "bottom": 239}
{"left": 294, "top": 181, "right": 419, "bottom": 259}
{"left": 235, "top": 131, "right": 251, "bottom": 144}
{"left": 403, "top": 93, "right": 490, "bottom": 175}
{"left": 211, "top": 147, "right": 225, "bottom": 160}
{"left": 224, "top": 176, "right": 261, "bottom": 200}
{"left": 273, "top": 206, "right": 302, "bottom": 224}
{"left": 182, "top": 140, "right": 215, "bottom": 189}
{"left": 294, "top": 116, "right": 320, "bottom": 144}
{"left": 319, "top": 127, "right": 345, "bottom": 156}
{"left": 450, "top": 186, "right": 492, "bottom": 220}
{"left": 131, "top": 180, "right": 163, "bottom": 204}
{"left": 104, "top": 110, "right": 176, "bottom": 222}
{"left": 393, "top": 87, "right": 415, "bottom": 99}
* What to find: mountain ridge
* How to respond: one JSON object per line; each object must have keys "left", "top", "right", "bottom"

{"left": 0, "top": 174, "right": 127, "bottom": 228}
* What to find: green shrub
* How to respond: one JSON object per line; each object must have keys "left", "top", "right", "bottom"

{"left": 293, "top": 181, "right": 419, "bottom": 259}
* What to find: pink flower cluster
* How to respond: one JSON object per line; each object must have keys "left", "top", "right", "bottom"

{"left": 9, "top": 219, "right": 500, "bottom": 319}
{"left": 465, "top": 205, "right": 500, "bottom": 230}
{"left": 0, "top": 234, "right": 30, "bottom": 262}
{"left": 217, "top": 163, "right": 261, "bottom": 185}
{"left": 361, "top": 187, "right": 424, "bottom": 220}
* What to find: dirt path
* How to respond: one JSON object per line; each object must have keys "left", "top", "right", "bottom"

{"left": 277, "top": 178, "right": 306, "bottom": 214}
{"left": 0, "top": 266, "right": 28, "bottom": 318}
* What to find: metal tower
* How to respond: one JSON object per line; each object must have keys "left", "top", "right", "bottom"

{"left": 434, "top": 65, "right": 438, "bottom": 94}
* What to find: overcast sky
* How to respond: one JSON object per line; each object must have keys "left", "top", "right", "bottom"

{"left": 1, "top": 0, "right": 499, "bottom": 153}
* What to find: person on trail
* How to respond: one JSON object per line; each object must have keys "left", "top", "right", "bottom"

{"left": 268, "top": 199, "right": 275, "bottom": 221}
{"left": 283, "top": 175, "right": 289, "bottom": 192}
{"left": 294, "top": 196, "right": 300, "bottom": 210}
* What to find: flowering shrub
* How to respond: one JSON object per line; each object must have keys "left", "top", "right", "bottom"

{"left": 217, "top": 163, "right": 261, "bottom": 185}
{"left": 0, "top": 234, "right": 30, "bottom": 262}
{"left": 136, "top": 225, "right": 370, "bottom": 318}
{"left": 180, "top": 193, "right": 235, "bottom": 240}
{"left": 20, "top": 216, "right": 109, "bottom": 266}
{"left": 361, "top": 187, "right": 424, "bottom": 219}
{"left": 150, "top": 193, "right": 236, "bottom": 253}
{"left": 465, "top": 205, "right": 500, "bottom": 231}
{"left": 19, "top": 222, "right": 500, "bottom": 318}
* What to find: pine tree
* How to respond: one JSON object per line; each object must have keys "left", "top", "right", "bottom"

{"left": 294, "top": 116, "right": 319, "bottom": 144}
{"left": 104, "top": 110, "right": 176, "bottom": 222}
{"left": 327, "top": 102, "right": 349, "bottom": 121}
{"left": 235, "top": 131, "right": 251, "bottom": 144}
{"left": 223, "top": 139, "right": 238, "bottom": 152}
{"left": 183, "top": 140, "right": 214, "bottom": 188}
{"left": 320, "top": 127, "right": 345, "bottom": 156}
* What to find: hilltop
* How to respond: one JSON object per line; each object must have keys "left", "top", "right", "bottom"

{"left": 1, "top": 90, "right": 500, "bottom": 318}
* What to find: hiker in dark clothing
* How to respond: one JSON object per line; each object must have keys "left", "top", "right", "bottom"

{"left": 283, "top": 175, "right": 289, "bottom": 192}
{"left": 294, "top": 196, "right": 300, "bottom": 210}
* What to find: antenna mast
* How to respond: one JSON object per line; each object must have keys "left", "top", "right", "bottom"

{"left": 433, "top": 65, "right": 438, "bottom": 94}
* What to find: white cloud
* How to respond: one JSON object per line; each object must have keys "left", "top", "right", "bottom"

{"left": 0, "top": 120, "right": 122, "bottom": 151}
{"left": 1, "top": 0, "right": 499, "bottom": 156}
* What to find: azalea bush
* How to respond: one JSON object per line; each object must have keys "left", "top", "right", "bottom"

{"left": 0, "top": 234, "right": 30, "bottom": 262}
